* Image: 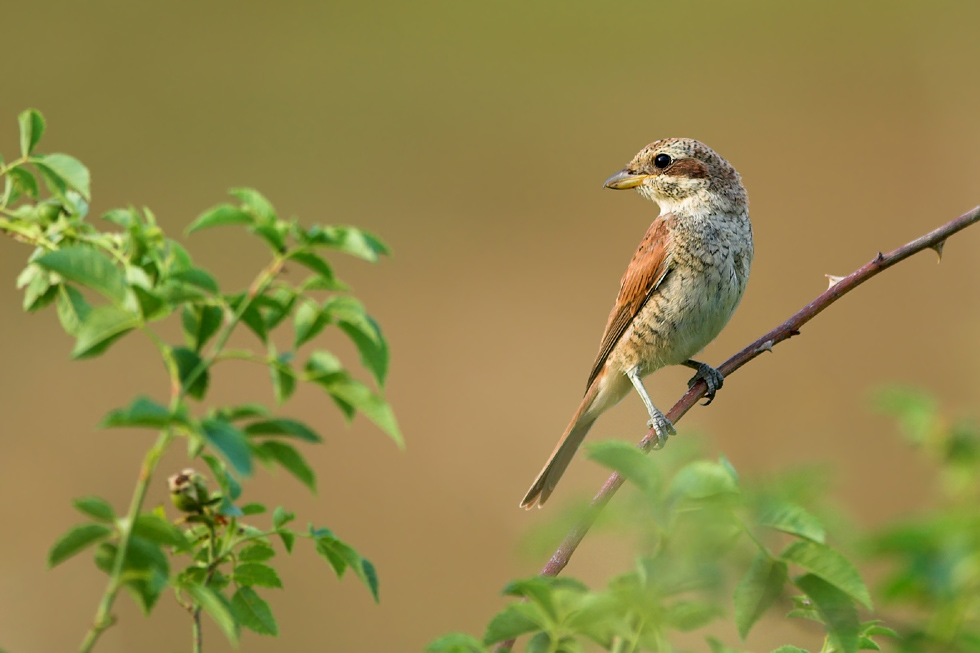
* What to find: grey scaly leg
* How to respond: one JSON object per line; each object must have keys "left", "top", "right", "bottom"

{"left": 626, "top": 367, "right": 676, "bottom": 449}
{"left": 683, "top": 359, "right": 725, "bottom": 405}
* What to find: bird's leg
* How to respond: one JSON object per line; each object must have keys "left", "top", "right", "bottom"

{"left": 683, "top": 359, "right": 724, "bottom": 405}
{"left": 626, "top": 368, "right": 676, "bottom": 449}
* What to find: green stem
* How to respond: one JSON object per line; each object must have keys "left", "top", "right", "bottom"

{"left": 78, "top": 428, "right": 175, "bottom": 653}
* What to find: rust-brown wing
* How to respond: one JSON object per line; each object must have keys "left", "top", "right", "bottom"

{"left": 584, "top": 215, "right": 674, "bottom": 391}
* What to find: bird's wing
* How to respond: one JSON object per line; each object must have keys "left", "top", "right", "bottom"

{"left": 584, "top": 215, "right": 675, "bottom": 391}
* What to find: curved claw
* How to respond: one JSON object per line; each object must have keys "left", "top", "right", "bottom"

{"left": 647, "top": 414, "right": 676, "bottom": 450}
{"left": 687, "top": 363, "right": 725, "bottom": 406}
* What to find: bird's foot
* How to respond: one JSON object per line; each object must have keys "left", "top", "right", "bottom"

{"left": 647, "top": 412, "right": 677, "bottom": 450}
{"left": 686, "top": 362, "right": 725, "bottom": 406}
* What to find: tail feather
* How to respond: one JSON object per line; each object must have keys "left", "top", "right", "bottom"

{"left": 520, "top": 383, "right": 600, "bottom": 509}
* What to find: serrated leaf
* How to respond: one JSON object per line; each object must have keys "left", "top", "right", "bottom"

{"left": 231, "top": 586, "right": 278, "bottom": 636}
{"left": 317, "top": 375, "right": 402, "bottom": 448}
{"left": 288, "top": 251, "right": 335, "bottom": 280}
{"left": 278, "top": 529, "right": 295, "bottom": 553}
{"left": 172, "top": 347, "right": 210, "bottom": 400}
{"left": 780, "top": 541, "right": 872, "bottom": 609}
{"left": 586, "top": 440, "right": 661, "bottom": 492}
{"left": 734, "top": 552, "right": 788, "bottom": 639}
{"left": 303, "top": 225, "right": 389, "bottom": 261}
{"left": 273, "top": 506, "right": 295, "bottom": 529}
{"left": 48, "top": 523, "right": 113, "bottom": 567}
{"left": 94, "top": 537, "right": 169, "bottom": 614}
{"left": 56, "top": 284, "right": 92, "bottom": 336}
{"left": 18, "top": 109, "right": 45, "bottom": 156}
{"left": 257, "top": 441, "right": 315, "bottom": 491}
{"left": 32, "top": 153, "right": 90, "bottom": 200}
{"left": 234, "top": 563, "right": 283, "bottom": 588}
{"left": 100, "top": 395, "right": 174, "bottom": 429}
{"left": 313, "top": 531, "right": 379, "bottom": 600}
{"left": 757, "top": 500, "right": 826, "bottom": 544}
{"left": 794, "top": 574, "right": 860, "bottom": 653}
{"left": 252, "top": 224, "right": 287, "bottom": 252}
{"left": 186, "top": 204, "right": 253, "bottom": 234}
{"left": 182, "top": 582, "right": 239, "bottom": 645}
{"left": 324, "top": 296, "right": 389, "bottom": 386}
{"left": 239, "top": 542, "right": 276, "bottom": 562}
{"left": 72, "top": 305, "right": 140, "bottom": 359}
{"left": 72, "top": 496, "right": 116, "bottom": 522}
{"left": 201, "top": 418, "right": 253, "bottom": 477}
{"left": 244, "top": 418, "right": 322, "bottom": 443}
{"left": 201, "top": 454, "right": 242, "bottom": 501}
{"left": 36, "top": 246, "right": 128, "bottom": 305}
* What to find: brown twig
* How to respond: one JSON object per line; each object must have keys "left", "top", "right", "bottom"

{"left": 496, "top": 205, "right": 980, "bottom": 652}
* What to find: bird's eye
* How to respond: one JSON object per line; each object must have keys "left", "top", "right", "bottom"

{"left": 653, "top": 153, "right": 672, "bottom": 169}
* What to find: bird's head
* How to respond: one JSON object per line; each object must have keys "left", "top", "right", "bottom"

{"left": 603, "top": 138, "right": 746, "bottom": 215}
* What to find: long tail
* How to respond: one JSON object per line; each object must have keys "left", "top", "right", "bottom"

{"left": 520, "top": 381, "right": 601, "bottom": 509}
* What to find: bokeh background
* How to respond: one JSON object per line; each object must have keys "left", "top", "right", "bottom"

{"left": 2, "top": 2, "right": 979, "bottom": 651}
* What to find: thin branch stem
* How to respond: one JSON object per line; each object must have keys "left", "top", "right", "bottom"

{"left": 496, "top": 206, "right": 980, "bottom": 652}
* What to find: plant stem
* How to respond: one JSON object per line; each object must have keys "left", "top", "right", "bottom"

{"left": 78, "top": 428, "right": 175, "bottom": 653}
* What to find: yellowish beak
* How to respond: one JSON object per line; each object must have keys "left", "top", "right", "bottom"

{"left": 603, "top": 169, "right": 649, "bottom": 190}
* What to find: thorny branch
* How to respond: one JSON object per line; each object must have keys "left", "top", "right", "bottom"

{"left": 496, "top": 205, "right": 980, "bottom": 652}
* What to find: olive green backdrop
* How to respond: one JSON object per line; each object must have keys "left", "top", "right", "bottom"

{"left": 1, "top": 2, "right": 979, "bottom": 651}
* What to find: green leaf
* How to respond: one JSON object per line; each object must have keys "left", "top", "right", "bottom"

{"left": 665, "top": 600, "right": 721, "bottom": 631}
{"left": 239, "top": 543, "right": 276, "bottom": 562}
{"left": 303, "top": 225, "right": 389, "bottom": 262}
{"left": 18, "top": 109, "right": 45, "bottom": 156}
{"left": 132, "top": 514, "right": 191, "bottom": 550}
{"left": 72, "top": 305, "right": 140, "bottom": 359}
{"left": 32, "top": 153, "right": 91, "bottom": 200}
{"left": 181, "top": 305, "right": 223, "bottom": 352}
{"left": 425, "top": 633, "right": 489, "bottom": 653}
{"left": 36, "top": 246, "right": 128, "bottom": 305}
{"left": 241, "top": 502, "right": 266, "bottom": 515}
{"left": 244, "top": 418, "right": 322, "bottom": 443}
{"left": 794, "top": 574, "right": 860, "bottom": 653}
{"left": 586, "top": 440, "right": 661, "bottom": 492}
{"left": 293, "top": 299, "right": 330, "bottom": 349}
{"left": 22, "top": 268, "right": 55, "bottom": 312}
{"left": 100, "top": 396, "right": 174, "bottom": 429}
{"left": 72, "top": 496, "right": 116, "bottom": 522}
{"left": 269, "top": 355, "right": 296, "bottom": 404}
{"left": 288, "top": 251, "right": 335, "bottom": 281}
{"left": 483, "top": 603, "right": 542, "bottom": 645}
{"left": 56, "top": 284, "right": 92, "bottom": 336}
{"left": 771, "top": 647, "right": 808, "bottom": 653}
{"left": 669, "top": 460, "right": 739, "bottom": 500}
{"left": 182, "top": 582, "right": 239, "bottom": 646}
{"left": 186, "top": 204, "right": 253, "bottom": 234}
{"left": 172, "top": 347, "right": 210, "bottom": 400}
{"left": 94, "top": 537, "right": 169, "bottom": 614}
{"left": 8, "top": 166, "right": 39, "bottom": 200}
{"left": 230, "top": 187, "right": 276, "bottom": 222}
{"left": 48, "top": 523, "right": 113, "bottom": 567}
{"left": 780, "top": 541, "right": 872, "bottom": 609}
{"left": 757, "top": 500, "right": 826, "bottom": 544}
{"left": 272, "top": 506, "right": 295, "bottom": 529}
{"left": 234, "top": 563, "right": 283, "bottom": 588}
{"left": 170, "top": 267, "right": 220, "bottom": 294}
{"left": 201, "top": 418, "right": 253, "bottom": 477}
{"left": 734, "top": 552, "right": 788, "bottom": 639}
{"left": 252, "top": 224, "right": 287, "bottom": 252}
{"left": 313, "top": 531, "right": 379, "bottom": 601}
{"left": 257, "top": 441, "right": 315, "bottom": 491}
{"left": 218, "top": 403, "right": 271, "bottom": 421}
{"left": 201, "top": 453, "right": 243, "bottom": 501}
{"left": 310, "top": 371, "right": 403, "bottom": 448}
{"left": 324, "top": 297, "right": 389, "bottom": 386}
{"left": 278, "top": 529, "right": 296, "bottom": 553}
{"left": 227, "top": 294, "right": 268, "bottom": 343}
{"left": 231, "top": 586, "right": 279, "bottom": 636}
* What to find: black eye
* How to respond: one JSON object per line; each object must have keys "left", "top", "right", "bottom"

{"left": 653, "top": 153, "right": 672, "bottom": 169}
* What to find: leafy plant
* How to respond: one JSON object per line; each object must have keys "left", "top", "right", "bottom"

{"left": 431, "top": 437, "right": 893, "bottom": 653}
{"left": 1, "top": 109, "right": 401, "bottom": 651}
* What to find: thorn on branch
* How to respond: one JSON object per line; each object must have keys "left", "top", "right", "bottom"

{"left": 931, "top": 239, "right": 945, "bottom": 263}
{"left": 874, "top": 251, "right": 885, "bottom": 264}
{"left": 756, "top": 340, "right": 774, "bottom": 354}
{"left": 825, "top": 274, "right": 845, "bottom": 289}
{"left": 789, "top": 328, "right": 801, "bottom": 336}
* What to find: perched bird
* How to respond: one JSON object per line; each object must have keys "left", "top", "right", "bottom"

{"left": 521, "top": 138, "right": 753, "bottom": 509}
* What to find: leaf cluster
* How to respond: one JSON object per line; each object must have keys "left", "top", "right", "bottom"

{"left": 1, "top": 109, "right": 398, "bottom": 650}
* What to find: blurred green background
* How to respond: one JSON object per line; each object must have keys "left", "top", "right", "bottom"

{"left": 2, "top": 1, "right": 979, "bottom": 651}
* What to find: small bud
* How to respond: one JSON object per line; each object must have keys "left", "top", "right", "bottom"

{"left": 168, "top": 468, "right": 211, "bottom": 513}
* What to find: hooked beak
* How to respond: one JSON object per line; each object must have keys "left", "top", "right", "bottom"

{"left": 603, "top": 169, "right": 650, "bottom": 190}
